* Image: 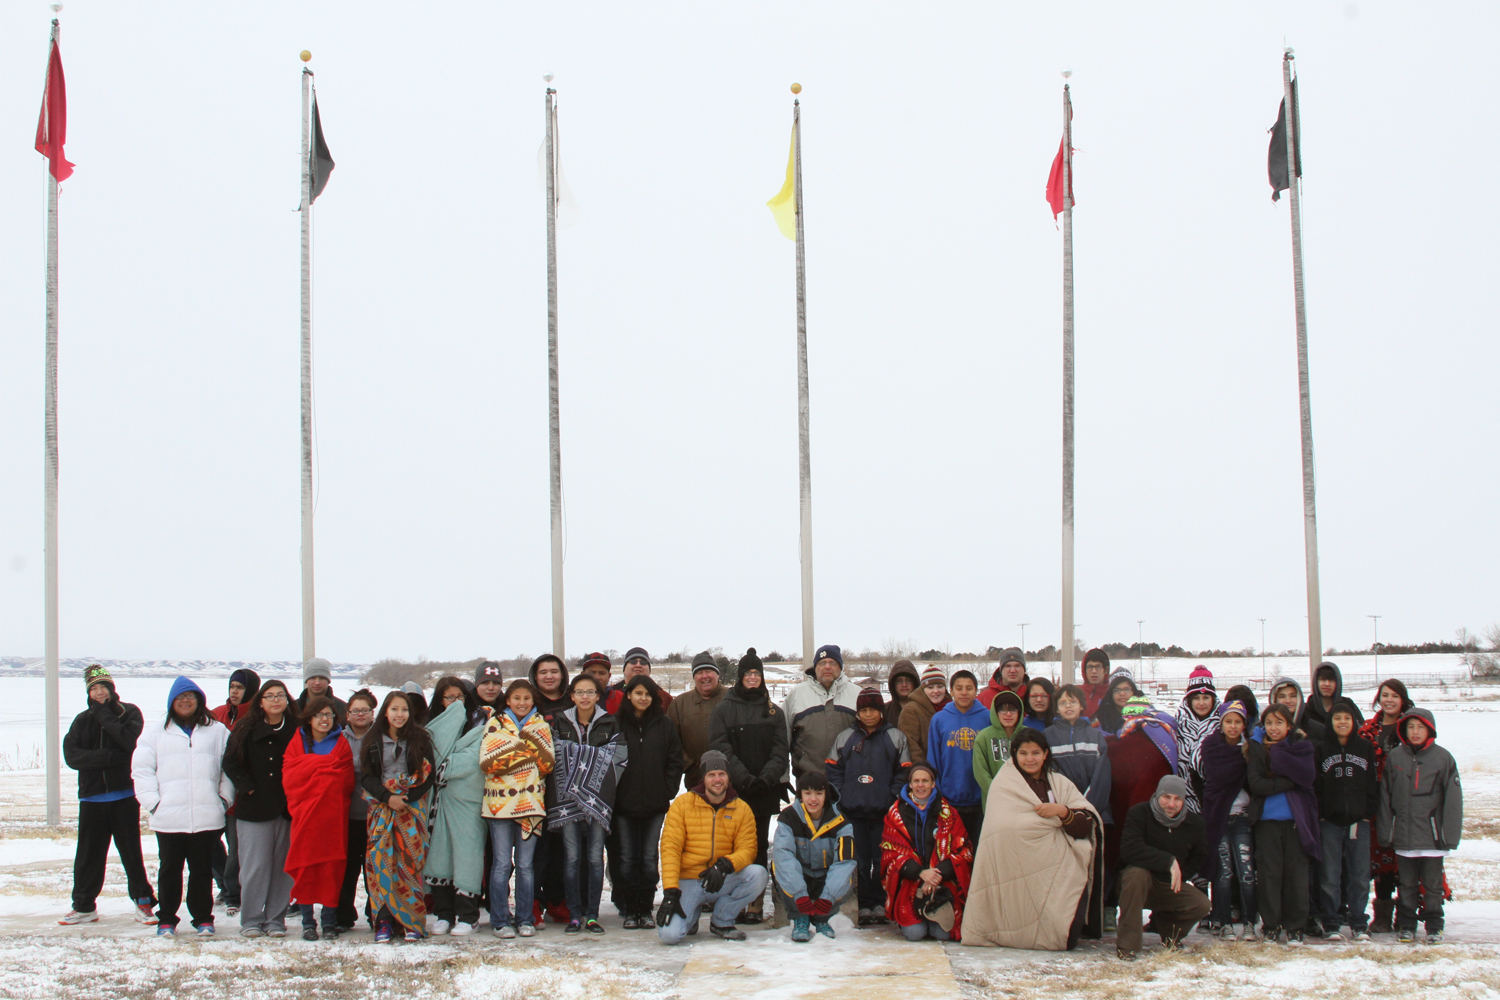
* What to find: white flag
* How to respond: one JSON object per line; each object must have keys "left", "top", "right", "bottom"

{"left": 538, "top": 107, "right": 579, "bottom": 229}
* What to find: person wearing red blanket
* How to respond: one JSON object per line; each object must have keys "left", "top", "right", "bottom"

{"left": 284, "top": 696, "right": 355, "bottom": 941}
{"left": 881, "top": 763, "right": 973, "bottom": 941}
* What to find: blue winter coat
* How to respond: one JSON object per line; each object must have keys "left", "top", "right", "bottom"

{"left": 1043, "top": 716, "right": 1114, "bottom": 823}
{"left": 769, "top": 798, "right": 856, "bottom": 905}
{"left": 927, "top": 700, "right": 991, "bottom": 808}
{"left": 826, "top": 722, "right": 911, "bottom": 819}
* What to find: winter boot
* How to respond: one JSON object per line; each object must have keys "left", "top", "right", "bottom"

{"left": 812, "top": 916, "right": 835, "bottom": 939}
{"left": 1370, "top": 898, "right": 1394, "bottom": 934}
{"left": 791, "top": 916, "right": 812, "bottom": 942}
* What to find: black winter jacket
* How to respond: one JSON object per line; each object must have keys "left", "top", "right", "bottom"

{"left": 1314, "top": 731, "right": 1379, "bottom": 826}
{"left": 1119, "top": 800, "right": 1210, "bottom": 882}
{"left": 614, "top": 709, "right": 685, "bottom": 817}
{"left": 222, "top": 718, "right": 298, "bottom": 822}
{"left": 826, "top": 722, "right": 910, "bottom": 819}
{"left": 708, "top": 686, "right": 790, "bottom": 814}
{"left": 62, "top": 695, "right": 144, "bottom": 799}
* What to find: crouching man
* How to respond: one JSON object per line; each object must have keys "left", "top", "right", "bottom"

{"left": 1116, "top": 775, "right": 1211, "bottom": 959}
{"left": 656, "top": 750, "right": 769, "bottom": 943}
{"left": 770, "top": 772, "right": 856, "bottom": 942}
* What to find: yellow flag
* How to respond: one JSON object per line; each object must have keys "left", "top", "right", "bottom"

{"left": 766, "top": 125, "right": 796, "bottom": 240}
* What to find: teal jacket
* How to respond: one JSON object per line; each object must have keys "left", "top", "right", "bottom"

{"left": 424, "top": 701, "right": 487, "bottom": 895}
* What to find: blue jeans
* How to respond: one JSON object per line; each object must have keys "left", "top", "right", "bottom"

{"left": 1319, "top": 819, "right": 1371, "bottom": 932}
{"left": 614, "top": 813, "right": 665, "bottom": 911}
{"left": 1211, "top": 813, "right": 1258, "bottom": 926}
{"left": 657, "top": 865, "right": 769, "bottom": 944}
{"left": 486, "top": 819, "right": 537, "bottom": 928}
{"left": 901, "top": 919, "right": 951, "bottom": 941}
{"left": 562, "top": 820, "right": 607, "bottom": 922}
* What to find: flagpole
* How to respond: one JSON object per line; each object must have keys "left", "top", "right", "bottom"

{"left": 1059, "top": 80, "right": 1076, "bottom": 687}
{"left": 545, "top": 87, "right": 565, "bottom": 660}
{"left": 1282, "top": 49, "right": 1322, "bottom": 685}
{"left": 43, "top": 17, "right": 62, "bottom": 829}
{"left": 299, "top": 63, "right": 316, "bottom": 663}
{"left": 792, "top": 93, "right": 814, "bottom": 665}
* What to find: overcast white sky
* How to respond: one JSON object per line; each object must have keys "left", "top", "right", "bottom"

{"left": 0, "top": 2, "right": 1495, "bottom": 665}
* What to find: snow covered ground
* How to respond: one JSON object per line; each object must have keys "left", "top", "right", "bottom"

{"left": 3, "top": 659, "right": 1499, "bottom": 998}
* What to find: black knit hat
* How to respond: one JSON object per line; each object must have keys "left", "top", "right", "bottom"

{"left": 474, "top": 660, "right": 504, "bottom": 686}
{"left": 738, "top": 648, "right": 763, "bottom": 677}
{"left": 691, "top": 650, "right": 719, "bottom": 676}
{"left": 623, "top": 647, "right": 651, "bottom": 667}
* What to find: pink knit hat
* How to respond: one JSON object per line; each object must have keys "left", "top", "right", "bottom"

{"left": 1185, "top": 664, "right": 1216, "bottom": 698}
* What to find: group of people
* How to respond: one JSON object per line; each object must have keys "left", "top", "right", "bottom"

{"left": 57, "top": 645, "right": 1462, "bottom": 957}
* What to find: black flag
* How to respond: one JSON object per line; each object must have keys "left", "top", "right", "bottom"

{"left": 1268, "top": 80, "right": 1301, "bottom": 202}
{"left": 310, "top": 93, "right": 335, "bottom": 203}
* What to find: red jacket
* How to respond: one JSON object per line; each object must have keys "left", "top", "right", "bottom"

{"left": 977, "top": 672, "right": 1028, "bottom": 710}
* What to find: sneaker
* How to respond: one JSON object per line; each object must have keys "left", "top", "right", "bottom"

{"left": 1325, "top": 928, "right": 1344, "bottom": 942}
{"left": 323, "top": 926, "right": 341, "bottom": 940}
{"left": 225, "top": 905, "right": 239, "bottom": 917}
{"left": 637, "top": 912, "right": 655, "bottom": 930}
{"left": 710, "top": 923, "right": 747, "bottom": 941}
{"left": 302, "top": 927, "right": 320, "bottom": 941}
{"left": 1397, "top": 928, "right": 1416, "bottom": 944}
{"left": 375, "top": 923, "right": 394, "bottom": 944}
{"left": 1353, "top": 930, "right": 1372, "bottom": 942}
{"left": 133, "top": 903, "right": 159, "bottom": 925}
{"left": 813, "top": 918, "right": 835, "bottom": 940}
{"left": 195, "top": 923, "right": 215, "bottom": 937}
{"left": 585, "top": 919, "right": 604, "bottom": 935}
{"left": 1285, "top": 930, "right": 1304, "bottom": 948}
{"left": 1261, "top": 925, "right": 1281, "bottom": 945}
{"left": 1103, "top": 907, "right": 1118, "bottom": 933}
{"left": 791, "top": 916, "right": 811, "bottom": 942}
{"left": 430, "top": 919, "right": 451, "bottom": 936}
{"left": 1116, "top": 948, "right": 1137, "bottom": 962}
{"left": 404, "top": 928, "right": 423, "bottom": 942}
{"left": 565, "top": 920, "right": 582, "bottom": 935}
{"left": 857, "top": 908, "right": 873, "bottom": 926}
{"left": 57, "top": 910, "right": 99, "bottom": 926}
{"left": 494, "top": 924, "right": 516, "bottom": 940}
{"left": 450, "top": 921, "right": 474, "bottom": 936}
{"left": 240, "top": 927, "right": 264, "bottom": 939}
{"left": 518, "top": 923, "right": 535, "bottom": 938}
{"left": 1426, "top": 932, "right": 1445, "bottom": 945}
{"left": 872, "top": 904, "right": 887, "bottom": 923}
{"left": 157, "top": 924, "right": 176, "bottom": 936}
{"left": 1197, "top": 918, "right": 1213, "bottom": 934}
{"left": 1218, "top": 923, "right": 1237, "bottom": 941}
{"left": 737, "top": 909, "right": 764, "bottom": 925}
{"left": 267, "top": 928, "right": 286, "bottom": 938}
{"left": 622, "top": 914, "right": 640, "bottom": 930}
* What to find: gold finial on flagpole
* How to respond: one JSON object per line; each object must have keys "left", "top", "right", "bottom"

{"left": 790, "top": 82, "right": 802, "bottom": 94}
{"left": 300, "top": 50, "right": 312, "bottom": 62}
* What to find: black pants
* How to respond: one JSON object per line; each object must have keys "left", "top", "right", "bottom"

{"left": 335, "top": 817, "right": 368, "bottom": 929}
{"left": 156, "top": 830, "right": 221, "bottom": 929}
{"left": 1396, "top": 855, "right": 1445, "bottom": 933}
{"left": 1254, "top": 819, "right": 1309, "bottom": 933}
{"left": 850, "top": 817, "right": 886, "bottom": 909}
{"left": 534, "top": 828, "right": 567, "bottom": 911}
{"left": 429, "top": 882, "right": 482, "bottom": 925}
{"left": 72, "top": 797, "right": 155, "bottom": 913}
{"left": 956, "top": 805, "right": 984, "bottom": 844}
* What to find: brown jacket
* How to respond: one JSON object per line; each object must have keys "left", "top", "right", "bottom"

{"left": 898, "top": 690, "right": 951, "bottom": 767}
{"left": 885, "top": 660, "right": 921, "bottom": 729}
{"left": 666, "top": 682, "right": 727, "bottom": 791}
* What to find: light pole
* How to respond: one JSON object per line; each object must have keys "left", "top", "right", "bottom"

{"left": 1368, "top": 615, "right": 1381, "bottom": 675}
{"left": 1137, "top": 620, "right": 1145, "bottom": 679}
{"left": 1260, "top": 618, "right": 1267, "bottom": 685}
{"left": 1018, "top": 623, "right": 1030, "bottom": 656}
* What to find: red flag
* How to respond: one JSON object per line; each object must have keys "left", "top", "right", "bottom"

{"left": 1046, "top": 136, "right": 1071, "bottom": 219}
{"left": 35, "top": 40, "right": 74, "bottom": 182}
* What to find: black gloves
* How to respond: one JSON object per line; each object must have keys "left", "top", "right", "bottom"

{"left": 745, "top": 776, "right": 767, "bottom": 795}
{"left": 699, "top": 857, "right": 735, "bottom": 893}
{"left": 655, "top": 888, "right": 685, "bottom": 927}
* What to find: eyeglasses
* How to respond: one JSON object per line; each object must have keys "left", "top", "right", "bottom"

{"left": 348, "top": 707, "right": 373, "bottom": 715}
{"left": 262, "top": 692, "right": 288, "bottom": 702}
{"left": 312, "top": 712, "right": 336, "bottom": 721}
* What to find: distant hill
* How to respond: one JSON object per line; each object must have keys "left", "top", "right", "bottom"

{"left": 0, "top": 657, "right": 367, "bottom": 679}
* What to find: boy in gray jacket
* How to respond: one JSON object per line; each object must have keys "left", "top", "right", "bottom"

{"left": 1375, "top": 707, "right": 1462, "bottom": 944}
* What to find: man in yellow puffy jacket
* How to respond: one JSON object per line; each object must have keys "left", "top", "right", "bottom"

{"left": 656, "top": 750, "right": 769, "bottom": 943}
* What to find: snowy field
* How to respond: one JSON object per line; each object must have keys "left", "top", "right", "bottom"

{"left": 2, "top": 658, "right": 1499, "bottom": 998}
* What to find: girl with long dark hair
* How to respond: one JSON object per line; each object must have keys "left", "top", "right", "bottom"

{"left": 361, "top": 690, "right": 436, "bottom": 942}
{"left": 611, "top": 675, "right": 683, "bottom": 928}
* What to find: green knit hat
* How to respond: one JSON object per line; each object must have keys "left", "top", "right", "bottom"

{"left": 83, "top": 663, "right": 114, "bottom": 693}
{"left": 1121, "top": 695, "right": 1154, "bottom": 720}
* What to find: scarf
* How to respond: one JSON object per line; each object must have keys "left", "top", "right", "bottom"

{"left": 1199, "top": 732, "right": 1249, "bottom": 877}
{"left": 1266, "top": 737, "right": 1322, "bottom": 862}
{"left": 1174, "top": 702, "right": 1218, "bottom": 812}
{"left": 1149, "top": 775, "right": 1190, "bottom": 828}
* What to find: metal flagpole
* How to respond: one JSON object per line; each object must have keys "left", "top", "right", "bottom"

{"left": 793, "top": 93, "right": 815, "bottom": 664}
{"left": 299, "top": 64, "right": 316, "bottom": 663}
{"left": 1059, "top": 80, "right": 1076, "bottom": 686}
{"left": 1282, "top": 49, "right": 1322, "bottom": 685}
{"left": 43, "top": 18, "right": 62, "bottom": 829}
{"left": 545, "top": 87, "right": 565, "bottom": 660}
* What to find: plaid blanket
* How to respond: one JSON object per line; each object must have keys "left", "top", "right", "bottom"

{"left": 547, "top": 740, "right": 618, "bottom": 832}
